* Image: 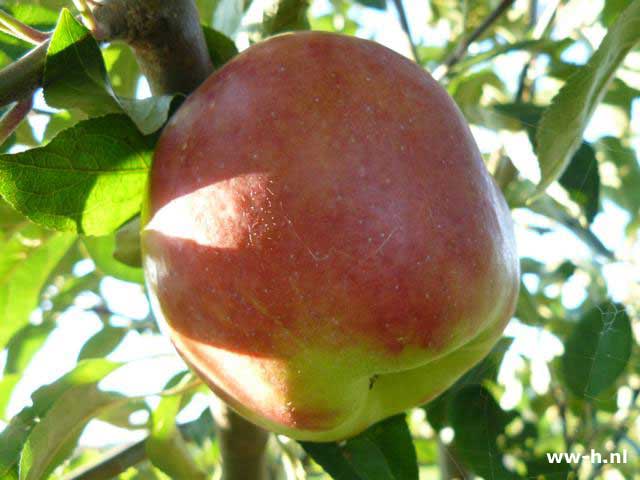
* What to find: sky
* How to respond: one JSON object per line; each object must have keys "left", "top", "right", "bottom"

{"left": 1, "top": 0, "right": 639, "bottom": 453}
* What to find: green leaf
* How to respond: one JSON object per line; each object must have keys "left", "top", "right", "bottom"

{"left": 425, "top": 338, "right": 512, "bottom": 430}
{"left": 262, "top": 0, "right": 311, "bottom": 36}
{"left": 0, "top": 374, "right": 19, "bottom": 420}
{"left": 98, "top": 398, "right": 149, "bottom": 429}
{"left": 0, "top": 114, "right": 154, "bottom": 235}
{"left": 602, "top": 0, "right": 633, "bottom": 26}
{"left": 535, "top": 0, "right": 640, "bottom": 193}
{"left": 77, "top": 325, "right": 128, "bottom": 361}
{"left": 597, "top": 136, "right": 640, "bottom": 215}
{"left": 562, "top": 303, "right": 632, "bottom": 398}
{"left": 114, "top": 216, "right": 142, "bottom": 268}
{"left": 202, "top": 26, "right": 239, "bottom": 68}
{"left": 449, "top": 385, "right": 517, "bottom": 479}
{"left": 19, "top": 384, "right": 122, "bottom": 480}
{"left": 353, "top": 0, "right": 386, "bottom": 10}
{"left": 0, "top": 224, "right": 75, "bottom": 348}
{"left": 3, "top": 2, "right": 59, "bottom": 30}
{"left": 0, "top": 359, "right": 121, "bottom": 478}
{"left": 44, "top": 9, "right": 120, "bottom": 116}
{"left": 83, "top": 231, "right": 145, "bottom": 283}
{"left": 301, "top": 414, "right": 418, "bottom": 480}
{"left": 5, "top": 323, "right": 55, "bottom": 375}
{"left": 558, "top": 143, "right": 600, "bottom": 224}
{"left": 146, "top": 373, "right": 207, "bottom": 480}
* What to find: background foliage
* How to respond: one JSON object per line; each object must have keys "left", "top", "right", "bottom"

{"left": 0, "top": 0, "right": 639, "bottom": 479}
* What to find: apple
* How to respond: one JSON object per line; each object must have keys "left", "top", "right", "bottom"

{"left": 142, "top": 31, "right": 519, "bottom": 442}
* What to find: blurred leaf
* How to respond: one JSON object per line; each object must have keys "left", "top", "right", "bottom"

{"left": 46, "top": 271, "right": 101, "bottom": 316}
{"left": 449, "top": 385, "right": 517, "bottom": 479}
{"left": 103, "top": 43, "right": 141, "bottom": 98}
{"left": 202, "top": 26, "right": 239, "bottom": 68}
{"left": 601, "top": 0, "right": 633, "bottom": 26}
{"left": 19, "top": 384, "right": 122, "bottom": 480}
{"left": 1, "top": 2, "right": 58, "bottom": 30}
{"left": 301, "top": 414, "right": 418, "bottom": 480}
{"left": 354, "top": 0, "right": 386, "bottom": 10}
{"left": 558, "top": 143, "right": 600, "bottom": 224}
{"left": 44, "top": 9, "right": 120, "bottom": 116}
{"left": 451, "top": 38, "right": 574, "bottom": 75}
{"left": 5, "top": 323, "right": 54, "bottom": 375}
{"left": 597, "top": 136, "right": 640, "bottom": 215}
{"left": 450, "top": 70, "right": 509, "bottom": 129}
{"left": 562, "top": 303, "right": 632, "bottom": 398}
{"left": 425, "top": 338, "right": 513, "bottom": 430}
{"left": 214, "top": 0, "right": 253, "bottom": 36}
{"left": 493, "top": 102, "right": 544, "bottom": 142}
{"left": 196, "top": 0, "right": 219, "bottom": 26}
{"left": 262, "top": 0, "right": 310, "bottom": 36}
{"left": 146, "top": 372, "right": 206, "bottom": 479}
{"left": 0, "top": 359, "right": 121, "bottom": 478}
{"left": 603, "top": 78, "right": 640, "bottom": 117}
{"left": 0, "top": 114, "right": 154, "bottom": 235}
{"left": 0, "top": 374, "right": 19, "bottom": 419}
{"left": 535, "top": 0, "right": 640, "bottom": 193}
{"left": 77, "top": 325, "right": 128, "bottom": 361}
{"left": 98, "top": 397, "right": 149, "bottom": 429}
{"left": 0, "top": 224, "right": 75, "bottom": 348}
{"left": 83, "top": 231, "right": 145, "bottom": 283}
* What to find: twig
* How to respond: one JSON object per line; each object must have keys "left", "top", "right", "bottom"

{"left": 436, "top": 0, "right": 516, "bottom": 78}
{"left": 0, "top": 9, "right": 49, "bottom": 44}
{"left": 0, "top": 40, "right": 48, "bottom": 108}
{"left": 72, "top": 0, "right": 99, "bottom": 34}
{"left": 65, "top": 418, "right": 211, "bottom": 480}
{"left": 391, "top": 0, "right": 420, "bottom": 63}
{"left": 0, "top": 95, "right": 33, "bottom": 146}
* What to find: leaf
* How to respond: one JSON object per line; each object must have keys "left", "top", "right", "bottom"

{"left": 0, "top": 374, "right": 19, "bottom": 419}
{"left": 558, "top": 143, "right": 601, "bottom": 224}
{"left": 425, "top": 338, "right": 513, "bottom": 430}
{"left": 0, "top": 359, "right": 121, "bottom": 478}
{"left": 119, "top": 96, "right": 177, "bottom": 136}
{"left": 562, "top": 303, "right": 632, "bottom": 398}
{"left": 449, "top": 385, "right": 517, "bottom": 479}
{"left": 262, "top": 0, "right": 311, "bottom": 37}
{"left": 114, "top": 216, "right": 142, "bottom": 268}
{"left": 301, "top": 414, "right": 418, "bottom": 480}
{"left": 19, "top": 384, "right": 122, "bottom": 480}
{"left": 0, "top": 114, "right": 154, "bottom": 235}
{"left": 44, "top": 9, "right": 120, "bottom": 116}
{"left": 597, "top": 136, "right": 640, "bottom": 215}
{"left": 535, "top": 0, "right": 640, "bottom": 193}
{"left": 83, "top": 231, "right": 145, "bottom": 283}
{"left": 0, "top": 224, "right": 75, "bottom": 348}
{"left": 202, "top": 26, "right": 239, "bottom": 68}
{"left": 5, "top": 323, "right": 55, "bottom": 375}
{"left": 146, "top": 373, "right": 207, "bottom": 480}
{"left": 77, "top": 325, "right": 128, "bottom": 361}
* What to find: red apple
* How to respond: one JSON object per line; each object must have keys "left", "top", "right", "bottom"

{"left": 142, "top": 31, "right": 519, "bottom": 442}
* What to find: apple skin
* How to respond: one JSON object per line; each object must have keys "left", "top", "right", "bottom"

{"left": 142, "top": 31, "right": 519, "bottom": 442}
